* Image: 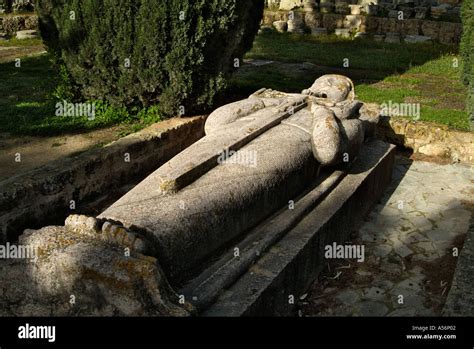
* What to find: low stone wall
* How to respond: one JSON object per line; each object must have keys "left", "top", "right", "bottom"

{"left": 0, "top": 13, "right": 37, "bottom": 36}
{"left": 264, "top": 9, "right": 462, "bottom": 44}
{"left": 377, "top": 115, "right": 474, "bottom": 163}
{"left": 204, "top": 141, "right": 396, "bottom": 316}
{"left": 444, "top": 218, "right": 474, "bottom": 316}
{"left": 0, "top": 116, "right": 207, "bottom": 243}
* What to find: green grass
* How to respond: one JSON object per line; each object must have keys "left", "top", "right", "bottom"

{"left": 0, "top": 54, "right": 161, "bottom": 136}
{"left": 0, "top": 38, "right": 44, "bottom": 47}
{"left": 229, "top": 31, "right": 470, "bottom": 130}
{"left": 1, "top": 32, "right": 469, "bottom": 135}
{"left": 247, "top": 32, "right": 459, "bottom": 77}
{"left": 355, "top": 84, "right": 420, "bottom": 105}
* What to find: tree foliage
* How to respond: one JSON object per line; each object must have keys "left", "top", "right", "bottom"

{"left": 37, "top": 0, "right": 264, "bottom": 115}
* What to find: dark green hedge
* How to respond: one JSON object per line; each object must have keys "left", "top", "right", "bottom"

{"left": 461, "top": 0, "right": 473, "bottom": 128}
{"left": 37, "top": 0, "right": 264, "bottom": 115}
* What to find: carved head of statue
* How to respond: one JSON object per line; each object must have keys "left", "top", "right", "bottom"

{"left": 302, "top": 74, "right": 355, "bottom": 103}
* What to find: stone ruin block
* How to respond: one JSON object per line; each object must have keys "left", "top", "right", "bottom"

{"left": 364, "top": 15, "right": 382, "bottom": 33}
{"left": 438, "top": 21, "right": 462, "bottom": 44}
{"left": 279, "top": 0, "right": 305, "bottom": 10}
{"left": 401, "top": 18, "right": 421, "bottom": 36}
{"left": 343, "top": 14, "right": 363, "bottom": 31}
{"left": 421, "top": 20, "right": 440, "bottom": 40}
{"left": 380, "top": 17, "right": 399, "bottom": 33}
{"left": 322, "top": 13, "right": 345, "bottom": 32}
{"left": 305, "top": 12, "right": 323, "bottom": 31}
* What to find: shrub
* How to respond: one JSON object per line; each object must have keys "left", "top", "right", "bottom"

{"left": 37, "top": 0, "right": 264, "bottom": 116}
{"left": 460, "top": 0, "right": 473, "bottom": 128}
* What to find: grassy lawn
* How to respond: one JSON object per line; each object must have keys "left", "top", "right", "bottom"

{"left": 0, "top": 38, "right": 44, "bottom": 47}
{"left": 229, "top": 31, "right": 470, "bottom": 130}
{"left": 1, "top": 32, "right": 469, "bottom": 135}
{"left": 0, "top": 54, "right": 160, "bottom": 136}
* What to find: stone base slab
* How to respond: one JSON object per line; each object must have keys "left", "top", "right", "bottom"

{"left": 202, "top": 140, "right": 396, "bottom": 316}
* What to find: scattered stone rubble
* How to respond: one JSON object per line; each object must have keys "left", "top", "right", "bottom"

{"left": 265, "top": 0, "right": 463, "bottom": 44}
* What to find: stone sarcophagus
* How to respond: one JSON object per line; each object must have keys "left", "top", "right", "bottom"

{"left": 0, "top": 75, "right": 395, "bottom": 316}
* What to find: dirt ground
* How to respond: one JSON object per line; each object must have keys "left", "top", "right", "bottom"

{"left": 0, "top": 45, "right": 46, "bottom": 63}
{"left": 0, "top": 127, "right": 124, "bottom": 181}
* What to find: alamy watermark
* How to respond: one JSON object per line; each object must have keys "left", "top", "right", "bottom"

{"left": 325, "top": 242, "right": 365, "bottom": 263}
{"left": 217, "top": 148, "right": 258, "bottom": 168}
{"left": 0, "top": 242, "right": 37, "bottom": 261}
{"left": 18, "top": 324, "right": 56, "bottom": 343}
{"left": 380, "top": 101, "right": 420, "bottom": 120}
{"left": 55, "top": 100, "right": 96, "bottom": 120}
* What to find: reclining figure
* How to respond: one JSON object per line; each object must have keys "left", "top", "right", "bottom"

{"left": 98, "top": 74, "right": 378, "bottom": 284}
{"left": 0, "top": 75, "right": 378, "bottom": 316}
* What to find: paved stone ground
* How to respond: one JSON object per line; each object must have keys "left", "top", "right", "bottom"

{"left": 300, "top": 155, "right": 474, "bottom": 317}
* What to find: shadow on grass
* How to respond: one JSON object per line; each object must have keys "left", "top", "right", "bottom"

{"left": 0, "top": 54, "right": 126, "bottom": 137}
{"left": 226, "top": 32, "right": 459, "bottom": 97}
{"left": 223, "top": 31, "right": 469, "bottom": 130}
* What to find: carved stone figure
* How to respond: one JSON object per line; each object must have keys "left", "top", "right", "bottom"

{"left": 98, "top": 74, "right": 378, "bottom": 283}
{"left": 0, "top": 75, "right": 379, "bottom": 316}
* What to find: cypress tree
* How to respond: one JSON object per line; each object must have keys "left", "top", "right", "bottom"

{"left": 37, "top": 0, "right": 264, "bottom": 115}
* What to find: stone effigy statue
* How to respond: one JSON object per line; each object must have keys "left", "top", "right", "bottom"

{"left": 0, "top": 75, "right": 379, "bottom": 316}
{"left": 97, "top": 74, "right": 378, "bottom": 282}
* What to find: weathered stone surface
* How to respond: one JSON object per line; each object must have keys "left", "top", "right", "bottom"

{"left": 24, "top": 14, "right": 37, "bottom": 30}
{"left": 438, "top": 21, "right": 462, "bottom": 44}
{"left": 4, "top": 74, "right": 387, "bottom": 316}
{"left": 273, "top": 20, "right": 288, "bottom": 33}
{"left": 380, "top": 17, "right": 398, "bottom": 33}
{"left": 100, "top": 107, "right": 319, "bottom": 283}
{"left": 364, "top": 16, "right": 381, "bottom": 33}
{"left": 418, "top": 143, "right": 446, "bottom": 157}
{"left": 444, "top": 224, "right": 474, "bottom": 316}
{"left": 349, "top": 4, "right": 362, "bottom": 15}
{"left": 343, "top": 14, "right": 362, "bottom": 31}
{"left": 401, "top": 19, "right": 421, "bottom": 36}
{"left": 322, "top": 14, "right": 344, "bottom": 32}
{"left": 385, "top": 32, "right": 401, "bottom": 43}
{"left": 414, "top": 6, "right": 429, "bottom": 19}
{"left": 0, "top": 15, "right": 24, "bottom": 34}
{"left": 421, "top": 20, "right": 440, "bottom": 40}
{"left": 263, "top": 10, "right": 290, "bottom": 25}
{"left": 182, "top": 169, "right": 347, "bottom": 311}
{"left": 301, "top": 156, "right": 472, "bottom": 317}
{"left": 311, "top": 27, "right": 328, "bottom": 36}
{"left": 335, "top": 28, "right": 351, "bottom": 38}
{"left": 262, "top": 8, "right": 461, "bottom": 43}
{"left": 204, "top": 140, "right": 396, "bottom": 316}
{"left": 340, "top": 119, "right": 365, "bottom": 159}
{"left": 377, "top": 116, "right": 474, "bottom": 164}
{"left": 304, "top": 12, "right": 322, "bottom": 30}
{"left": 311, "top": 107, "right": 342, "bottom": 165}
{"left": 0, "top": 116, "right": 206, "bottom": 242}
{"left": 205, "top": 98, "right": 266, "bottom": 135}
{"left": 16, "top": 29, "right": 38, "bottom": 39}
{"left": 0, "top": 221, "right": 190, "bottom": 316}
{"left": 279, "top": 0, "right": 304, "bottom": 10}
{"left": 320, "top": 3, "right": 335, "bottom": 14}
{"left": 404, "top": 34, "right": 431, "bottom": 43}
{"left": 99, "top": 75, "right": 376, "bottom": 283}
{"left": 288, "top": 18, "right": 305, "bottom": 34}
{"left": 159, "top": 96, "right": 307, "bottom": 194}
{"left": 354, "top": 32, "right": 367, "bottom": 39}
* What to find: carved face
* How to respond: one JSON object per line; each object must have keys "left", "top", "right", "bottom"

{"left": 303, "top": 74, "right": 354, "bottom": 103}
